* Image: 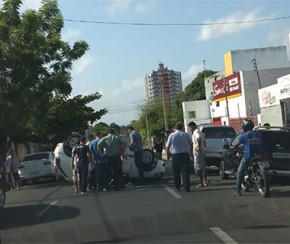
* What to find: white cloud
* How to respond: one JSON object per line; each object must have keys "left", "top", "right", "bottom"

{"left": 72, "top": 54, "right": 94, "bottom": 75}
{"left": 21, "top": 0, "right": 41, "bottom": 10}
{"left": 106, "top": 0, "right": 132, "bottom": 17}
{"left": 62, "top": 29, "right": 82, "bottom": 44}
{"left": 134, "top": 0, "right": 155, "bottom": 14}
{"left": 196, "top": 10, "right": 271, "bottom": 41}
{"left": 0, "top": 0, "right": 41, "bottom": 10}
{"left": 182, "top": 64, "right": 203, "bottom": 88}
{"left": 105, "top": 0, "right": 155, "bottom": 17}
{"left": 266, "top": 28, "right": 290, "bottom": 46}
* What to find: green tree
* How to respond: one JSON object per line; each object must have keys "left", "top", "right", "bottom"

{"left": 169, "top": 70, "right": 217, "bottom": 123}
{"left": 0, "top": 0, "right": 106, "bottom": 164}
{"left": 93, "top": 122, "right": 110, "bottom": 136}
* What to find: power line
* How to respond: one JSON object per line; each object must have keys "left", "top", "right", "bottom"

{"left": 64, "top": 15, "right": 290, "bottom": 26}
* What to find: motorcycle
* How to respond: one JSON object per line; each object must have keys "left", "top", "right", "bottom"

{"left": 241, "top": 153, "right": 270, "bottom": 197}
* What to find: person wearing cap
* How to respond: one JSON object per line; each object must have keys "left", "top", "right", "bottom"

{"left": 71, "top": 136, "right": 92, "bottom": 194}
{"left": 166, "top": 122, "right": 193, "bottom": 192}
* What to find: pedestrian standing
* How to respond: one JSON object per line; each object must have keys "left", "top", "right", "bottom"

{"left": 97, "top": 128, "right": 123, "bottom": 191}
{"left": 89, "top": 132, "right": 104, "bottom": 191}
{"left": 71, "top": 136, "right": 92, "bottom": 194}
{"left": 127, "top": 126, "right": 144, "bottom": 185}
{"left": 166, "top": 122, "right": 193, "bottom": 192}
{"left": 5, "top": 150, "right": 21, "bottom": 190}
{"left": 153, "top": 136, "right": 164, "bottom": 160}
{"left": 188, "top": 121, "right": 207, "bottom": 188}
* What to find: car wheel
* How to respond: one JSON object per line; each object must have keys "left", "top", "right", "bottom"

{"left": 143, "top": 149, "right": 157, "bottom": 172}
{"left": 67, "top": 134, "right": 81, "bottom": 151}
{"left": 220, "top": 160, "right": 229, "bottom": 180}
{"left": 143, "top": 149, "right": 155, "bottom": 164}
{"left": 0, "top": 186, "right": 5, "bottom": 210}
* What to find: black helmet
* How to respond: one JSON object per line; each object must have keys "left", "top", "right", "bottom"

{"left": 242, "top": 118, "right": 254, "bottom": 132}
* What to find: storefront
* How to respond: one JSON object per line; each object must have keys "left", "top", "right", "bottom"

{"left": 258, "top": 74, "right": 290, "bottom": 126}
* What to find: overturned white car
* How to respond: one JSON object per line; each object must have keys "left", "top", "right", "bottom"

{"left": 54, "top": 135, "right": 166, "bottom": 182}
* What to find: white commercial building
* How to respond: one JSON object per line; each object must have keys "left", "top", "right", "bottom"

{"left": 258, "top": 74, "right": 290, "bottom": 126}
{"left": 208, "top": 67, "right": 290, "bottom": 131}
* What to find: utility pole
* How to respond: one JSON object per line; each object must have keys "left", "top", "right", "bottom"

{"left": 159, "top": 73, "right": 168, "bottom": 131}
{"left": 251, "top": 58, "right": 262, "bottom": 89}
{"left": 223, "top": 78, "right": 230, "bottom": 123}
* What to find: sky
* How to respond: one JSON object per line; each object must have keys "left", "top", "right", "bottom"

{"left": 3, "top": 0, "right": 290, "bottom": 125}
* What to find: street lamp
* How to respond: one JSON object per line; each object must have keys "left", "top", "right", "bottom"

{"left": 158, "top": 73, "right": 168, "bottom": 131}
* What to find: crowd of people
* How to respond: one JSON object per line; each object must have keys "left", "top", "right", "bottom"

{"left": 3, "top": 119, "right": 260, "bottom": 197}
{"left": 166, "top": 118, "right": 262, "bottom": 196}
{"left": 71, "top": 126, "right": 143, "bottom": 194}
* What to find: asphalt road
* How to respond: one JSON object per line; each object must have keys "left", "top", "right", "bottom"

{"left": 2, "top": 167, "right": 290, "bottom": 243}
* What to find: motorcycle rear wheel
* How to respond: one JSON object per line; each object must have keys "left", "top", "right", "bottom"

{"left": 255, "top": 169, "right": 270, "bottom": 197}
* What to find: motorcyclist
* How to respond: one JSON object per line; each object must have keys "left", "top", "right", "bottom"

{"left": 230, "top": 118, "right": 262, "bottom": 196}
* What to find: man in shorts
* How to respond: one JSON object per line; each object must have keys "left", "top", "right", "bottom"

{"left": 188, "top": 121, "right": 207, "bottom": 188}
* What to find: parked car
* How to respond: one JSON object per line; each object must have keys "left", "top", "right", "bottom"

{"left": 18, "top": 152, "right": 58, "bottom": 183}
{"left": 220, "top": 126, "right": 290, "bottom": 180}
{"left": 199, "top": 125, "right": 237, "bottom": 173}
{"left": 54, "top": 135, "right": 166, "bottom": 182}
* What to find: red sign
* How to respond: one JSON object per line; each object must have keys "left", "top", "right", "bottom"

{"left": 212, "top": 72, "right": 242, "bottom": 101}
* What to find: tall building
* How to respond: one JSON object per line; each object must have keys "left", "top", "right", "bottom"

{"left": 144, "top": 63, "right": 182, "bottom": 104}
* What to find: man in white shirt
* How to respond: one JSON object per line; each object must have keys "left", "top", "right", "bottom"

{"left": 188, "top": 121, "right": 207, "bottom": 187}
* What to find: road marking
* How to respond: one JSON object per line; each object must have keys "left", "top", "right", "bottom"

{"left": 210, "top": 227, "right": 238, "bottom": 244}
{"left": 36, "top": 200, "right": 58, "bottom": 217}
{"left": 164, "top": 187, "right": 182, "bottom": 198}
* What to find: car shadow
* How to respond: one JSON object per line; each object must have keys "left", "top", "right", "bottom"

{"left": 270, "top": 189, "right": 290, "bottom": 198}
{"left": 0, "top": 204, "right": 80, "bottom": 230}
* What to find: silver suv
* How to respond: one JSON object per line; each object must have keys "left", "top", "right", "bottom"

{"left": 199, "top": 125, "right": 237, "bottom": 172}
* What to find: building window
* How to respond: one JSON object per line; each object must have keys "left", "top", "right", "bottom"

{"left": 188, "top": 111, "right": 196, "bottom": 119}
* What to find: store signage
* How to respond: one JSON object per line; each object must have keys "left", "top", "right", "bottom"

{"left": 258, "top": 84, "right": 280, "bottom": 108}
{"left": 277, "top": 74, "right": 290, "bottom": 100}
{"left": 212, "top": 72, "right": 242, "bottom": 102}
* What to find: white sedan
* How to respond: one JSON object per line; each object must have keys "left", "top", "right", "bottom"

{"left": 54, "top": 135, "right": 166, "bottom": 182}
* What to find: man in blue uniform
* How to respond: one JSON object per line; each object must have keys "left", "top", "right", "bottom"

{"left": 230, "top": 118, "right": 262, "bottom": 196}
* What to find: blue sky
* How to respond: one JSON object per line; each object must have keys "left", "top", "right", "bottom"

{"left": 6, "top": 0, "right": 290, "bottom": 125}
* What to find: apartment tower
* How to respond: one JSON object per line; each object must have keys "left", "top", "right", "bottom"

{"left": 144, "top": 63, "right": 182, "bottom": 104}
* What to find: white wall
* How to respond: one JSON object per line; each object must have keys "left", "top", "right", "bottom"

{"left": 260, "top": 106, "right": 284, "bottom": 126}
{"left": 182, "top": 100, "right": 211, "bottom": 133}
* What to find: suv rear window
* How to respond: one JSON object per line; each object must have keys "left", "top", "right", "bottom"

{"left": 23, "top": 153, "right": 50, "bottom": 161}
{"left": 202, "top": 127, "right": 236, "bottom": 139}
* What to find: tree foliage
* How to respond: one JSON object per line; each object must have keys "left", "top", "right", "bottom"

{"left": 0, "top": 0, "right": 106, "bottom": 163}
{"left": 169, "top": 70, "right": 217, "bottom": 124}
